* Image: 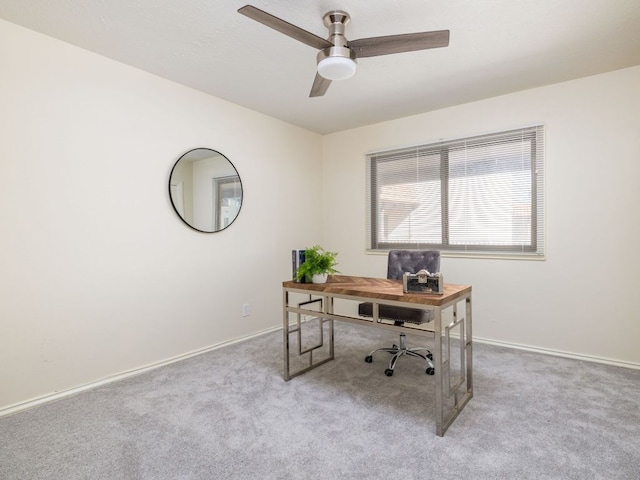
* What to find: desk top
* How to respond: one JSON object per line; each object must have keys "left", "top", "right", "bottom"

{"left": 283, "top": 275, "right": 471, "bottom": 307}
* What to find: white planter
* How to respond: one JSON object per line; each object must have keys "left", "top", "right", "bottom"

{"left": 311, "top": 273, "right": 328, "bottom": 284}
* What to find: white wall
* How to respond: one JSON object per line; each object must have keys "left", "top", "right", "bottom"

{"left": 0, "top": 19, "right": 323, "bottom": 411}
{"left": 322, "top": 65, "right": 640, "bottom": 366}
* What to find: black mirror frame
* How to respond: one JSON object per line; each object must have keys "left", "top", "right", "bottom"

{"left": 168, "top": 148, "right": 243, "bottom": 233}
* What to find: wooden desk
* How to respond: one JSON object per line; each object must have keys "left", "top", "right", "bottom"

{"left": 282, "top": 275, "right": 473, "bottom": 436}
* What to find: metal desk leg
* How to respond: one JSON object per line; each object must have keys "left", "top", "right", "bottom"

{"left": 466, "top": 296, "right": 473, "bottom": 398}
{"left": 325, "top": 294, "right": 335, "bottom": 361}
{"left": 283, "top": 289, "right": 291, "bottom": 381}
{"left": 282, "top": 290, "right": 335, "bottom": 381}
{"left": 436, "top": 294, "right": 474, "bottom": 436}
{"left": 434, "top": 307, "right": 444, "bottom": 436}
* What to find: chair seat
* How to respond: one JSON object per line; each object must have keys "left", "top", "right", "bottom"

{"left": 358, "top": 302, "right": 434, "bottom": 325}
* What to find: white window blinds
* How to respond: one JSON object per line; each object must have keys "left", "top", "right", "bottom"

{"left": 366, "top": 125, "right": 545, "bottom": 257}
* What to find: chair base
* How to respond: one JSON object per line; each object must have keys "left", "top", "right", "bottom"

{"left": 364, "top": 333, "right": 435, "bottom": 376}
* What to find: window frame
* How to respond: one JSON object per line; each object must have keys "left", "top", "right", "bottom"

{"left": 366, "top": 126, "right": 545, "bottom": 258}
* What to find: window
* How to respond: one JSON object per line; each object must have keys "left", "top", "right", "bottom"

{"left": 366, "top": 125, "right": 544, "bottom": 257}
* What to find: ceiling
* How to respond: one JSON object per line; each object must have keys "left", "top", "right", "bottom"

{"left": 1, "top": 0, "right": 639, "bottom": 134}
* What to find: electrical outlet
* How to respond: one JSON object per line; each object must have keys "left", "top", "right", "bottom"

{"left": 242, "top": 303, "right": 250, "bottom": 317}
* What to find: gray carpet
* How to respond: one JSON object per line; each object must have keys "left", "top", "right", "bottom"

{"left": 1, "top": 321, "right": 639, "bottom": 480}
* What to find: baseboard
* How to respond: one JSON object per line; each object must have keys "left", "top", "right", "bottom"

{"left": 473, "top": 336, "right": 640, "bottom": 370}
{"left": 0, "top": 325, "right": 281, "bottom": 418}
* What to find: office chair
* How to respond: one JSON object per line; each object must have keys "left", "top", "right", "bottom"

{"left": 358, "top": 250, "right": 440, "bottom": 377}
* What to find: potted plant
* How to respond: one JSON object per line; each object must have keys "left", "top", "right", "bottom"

{"left": 296, "top": 245, "right": 340, "bottom": 284}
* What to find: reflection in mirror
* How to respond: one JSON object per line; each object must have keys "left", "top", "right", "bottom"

{"left": 169, "top": 148, "right": 243, "bottom": 232}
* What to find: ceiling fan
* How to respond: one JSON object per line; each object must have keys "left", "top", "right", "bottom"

{"left": 238, "top": 5, "right": 450, "bottom": 97}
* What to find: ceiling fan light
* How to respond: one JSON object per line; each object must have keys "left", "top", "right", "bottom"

{"left": 317, "top": 56, "right": 357, "bottom": 81}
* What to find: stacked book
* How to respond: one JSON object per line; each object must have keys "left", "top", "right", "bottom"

{"left": 291, "top": 249, "right": 305, "bottom": 282}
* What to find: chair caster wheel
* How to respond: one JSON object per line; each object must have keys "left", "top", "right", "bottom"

{"left": 426, "top": 353, "right": 433, "bottom": 360}
{"left": 364, "top": 355, "right": 373, "bottom": 363}
{"left": 384, "top": 368, "right": 394, "bottom": 377}
{"left": 426, "top": 367, "right": 435, "bottom": 375}
{"left": 392, "top": 344, "right": 398, "bottom": 349}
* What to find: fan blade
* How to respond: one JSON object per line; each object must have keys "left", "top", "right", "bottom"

{"left": 238, "top": 5, "right": 332, "bottom": 50}
{"left": 348, "top": 30, "right": 450, "bottom": 58}
{"left": 309, "top": 73, "right": 332, "bottom": 97}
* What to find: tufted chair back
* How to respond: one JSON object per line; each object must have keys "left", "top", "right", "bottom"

{"left": 386, "top": 250, "right": 440, "bottom": 281}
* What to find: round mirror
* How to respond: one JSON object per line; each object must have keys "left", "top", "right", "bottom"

{"left": 169, "top": 148, "right": 243, "bottom": 233}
